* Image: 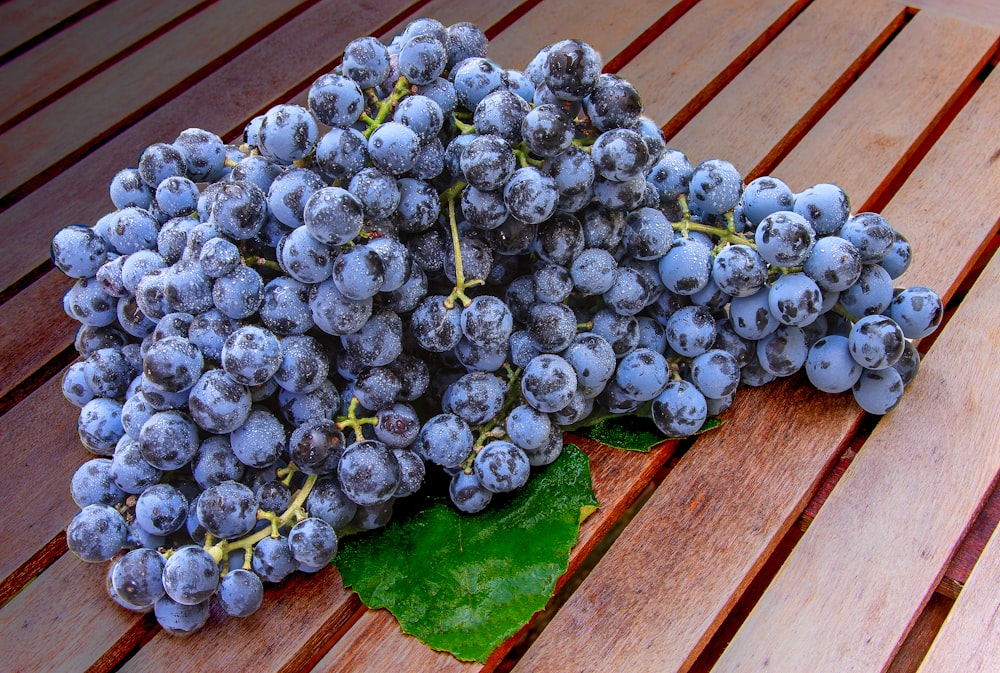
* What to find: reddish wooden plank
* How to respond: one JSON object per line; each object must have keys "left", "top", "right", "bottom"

{"left": 484, "top": 0, "right": 691, "bottom": 71}
{"left": 667, "top": 0, "right": 906, "bottom": 171}
{"left": 0, "top": 272, "right": 79, "bottom": 400}
{"left": 0, "top": 0, "right": 417, "bottom": 294}
{"left": 118, "top": 566, "right": 361, "bottom": 673}
{"left": 0, "top": 0, "right": 211, "bottom": 130}
{"left": 508, "top": 9, "right": 1000, "bottom": 673}
{"left": 0, "top": 0, "right": 309, "bottom": 202}
{"left": 710, "top": 243, "right": 1000, "bottom": 673}
{"left": 916, "top": 515, "right": 1000, "bottom": 672}
{"left": 511, "top": 379, "right": 860, "bottom": 673}
{"left": 0, "top": 0, "right": 101, "bottom": 57}
{"left": 0, "top": 374, "right": 85, "bottom": 590}
{"left": 771, "top": 8, "right": 999, "bottom": 211}
{"left": 0, "top": 553, "right": 154, "bottom": 673}
{"left": 618, "top": 0, "right": 809, "bottom": 142}
{"left": 312, "top": 431, "right": 681, "bottom": 672}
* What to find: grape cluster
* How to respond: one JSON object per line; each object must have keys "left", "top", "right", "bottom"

{"left": 50, "top": 18, "right": 942, "bottom": 635}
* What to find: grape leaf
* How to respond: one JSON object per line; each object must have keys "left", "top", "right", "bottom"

{"left": 335, "top": 444, "right": 598, "bottom": 662}
{"left": 575, "top": 415, "right": 725, "bottom": 451}
{"left": 574, "top": 415, "right": 671, "bottom": 451}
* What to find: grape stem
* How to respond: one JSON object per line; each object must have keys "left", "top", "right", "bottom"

{"left": 513, "top": 144, "right": 544, "bottom": 168}
{"left": 336, "top": 395, "right": 379, "bottom": 438}
{"left": 453, "top": 116, "right": 476, "bottom": 135}
{"left": 360, "top": 76, "right": 412, "bottom": 138}
{"left": 460, "top": 364, "right": 524, "bottom": 473}
{"left": 440, "top": 181, "right": 484, "bottom": 309}
{"left": 672, "top": 195, "right": 755, "bottom": 249}
{"left": 203, "top": 471, "right": 319, "bottom": 569}
{"left": 831, "top": 302, "right": 860, "bottom": 324}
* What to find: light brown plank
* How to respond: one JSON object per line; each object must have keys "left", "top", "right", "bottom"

{"left": 511, "top": 378, "right": 861, "bottom": 673}
{"left": 710, "top": 242, "right": 1000, "bottom": 673}
{"left": 0, "top": 552, "right": 154, "bottom": 673}
{"left": 0, "top": 0, "right": 98, "bottom": 56}
{"left": 0, "top": 271, "right": 79, "bottom": 399}
{"left": 916, "top": 518, "right": 1000, "bottom": 673}
{"left": 0, "top": 0, "right": 210, "bottom": 129}
{"left": 0, "top": 0, "right": 415, "bottom": 294}
{"left": 619, "top": 0, "right": 808, "bottom": 141}
{"left": 0, "top": 0, "right": 306, "bottom": 202}
{"left": 878, "top": 68, "right": 1000, "bottom": 303}
{"left": 910, "top": 0, "right": 1000, "bottom": 29}
{"left": 0, "top": 373, "right": 85, "bottom": 591}
{"left": 314, "top": 605, "right": 474, "bottom": 673}
{"left": 771, "top": 8, "right": 999, "bottom": 210}
{"left": 484, "top": 0, "right": 691, "bottom": 71}
{"left": 118, "top": 566, "right": 360, "bottom": 673}
{"left": 312, "top": 429, "right": 681, "bottom": 672}
{"left": 667, "top": 0, "right": 906, "bottom": 171}
{"left": 509, "top": 8, "right": 1000, "bottom": 672}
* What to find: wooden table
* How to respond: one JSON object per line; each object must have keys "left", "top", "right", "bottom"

{"left": 2, "top": 0, "right": 999, "bottom": 671}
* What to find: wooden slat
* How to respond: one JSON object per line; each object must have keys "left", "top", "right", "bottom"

{"left": 0, "top": 0, "right": 100, "bottom": 57}
{"left": 0, "top": 374, "right": 82, "bottom": 592}
{"left": 0, "top": 0, "right": 415, "bottom": 294}
{"left": 511, "top": 379, "right": 860, "bottom": 673}
{"left": 0, "top": 0, "right": 211, "bottom": 130}
{"left": 0, "top": 553, "right": 154, "bottom": 673}
{"left": 0, "top": 273, "right": 79, "bottom": 400}
{"left": 312, "top": 430, "right": 679, "bottom": 672}
{"left": 312, "top": 607, "right": 469, "bottom": 673}
{"left": 916, "top": 518, "right": 1000, "bottom": 672}
{"left": 118, "top": 566, "right": 361, "bottom": 673}
{"left": 0, "top": 0, "right": 308, "bottom": 203}
{"left": 667, "top": 0, "right": 906, "bottom": 170}
{"left": 508, "top": 9, "right": 1000, "bottom": 673}
{"left": 710, "top": 246, "right": 1000, "bottom": 673}
{"left": 771, "top": 7, "right": 999, "bottom": 209}
{"left": 619, "top": 0, "right": 809, "bottom": 141}
{"left": 483, "top": 0, "right": 691, "bottom": 71}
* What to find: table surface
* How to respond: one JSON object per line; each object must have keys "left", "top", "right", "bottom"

{"left": 1, "top": 1, "right": 999, "bottom": 671}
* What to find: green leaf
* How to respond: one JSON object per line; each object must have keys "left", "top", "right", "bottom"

{"left": 335, "top": 444, "right": 598, "bottom": 662}
{"left": 575, "top": 415, "right": 674, "bottom": 452}
{"left": 574, "top": 414, "right": 724, "bottom": 451}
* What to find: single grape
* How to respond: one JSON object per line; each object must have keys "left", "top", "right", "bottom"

{"left": 216, "top": 567, "right": 264, "bottom": 618}
{"left": 651, "top": 381, "right": 708, "bottom": 437}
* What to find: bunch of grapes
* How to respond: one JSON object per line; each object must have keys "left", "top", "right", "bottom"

{"left": 49, "top": 17, "right": 942, "bottom": 635}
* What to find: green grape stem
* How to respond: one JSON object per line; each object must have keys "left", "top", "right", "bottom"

{"left": 203, "top": 471, "right": 319, "bottom": 568}
{"left": 440, "top": 182, "right": 484, "bottom": 309}
{"left": 361, "top": 76, "right": 412, "bottom": 138}
{"left": 672, "top": 195, "right": 755, "bottom": 249}
{"left": 336, "top": 395, "right": 379, "bottom": 438}
{"left": 459, "top": 365, "right": 524, "bottom": 473}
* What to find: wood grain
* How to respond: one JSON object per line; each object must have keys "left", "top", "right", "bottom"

{"left": 0, "top": 374, "right": 85, "bottom": 589}
{"left": 510, "top": 377, "right": 862, "bottom": 673}
{"left": 878, "top": 61, "right": 1000, "bottom": 304}
{"left": 667, "top": 0, "right": 906, "bottom": 171}
{"left": 0, "top": 0, "right": 418, "bottom": 294}
{"left": 0, "top": 552, "right": 154, "bottom": 673}
{"left": 772, "top": 8, "right": 999, "bottom": 211}
{"left": 312, "top": 431, "right": 682, "bottom": 672}
{"left": 916, "top": 517, "right": 1000, "bottom": 672}
{"left": 484, "top": 0, "right": 690, "bottom": 71}
{"left": 710, "top": 241, "right": 1000, "bottom": 673}
{"left": 0, "top": 0, "right": 312, "bottom": 202}
{"left": 619, "top": 0, "right": 808, "bottom": 141}
{"left": 0, "top": 272, "right": 80, "bottom": 399}
{"left": 0, "top": 0, "right": 100, "bottom": 57}
{"left": 0, "top": 0, "right": 210, "bottom": 130}
{"left": 118, "top": 566, "right": 361, "bottom": 673}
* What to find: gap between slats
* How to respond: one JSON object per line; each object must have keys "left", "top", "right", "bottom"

{"left": 0, "top": 0, "right": 221, "bottom": 136}
{"left": 0, "top": 0, "right": 327, "bottom": 213}
{"left": 0, "top": 0, "right": 113, "bottom": 66}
